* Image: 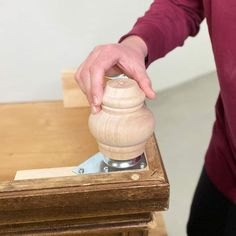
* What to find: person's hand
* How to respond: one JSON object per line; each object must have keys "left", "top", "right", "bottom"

{"left": 75, "top": 35, "right": 156, "bottom": 113}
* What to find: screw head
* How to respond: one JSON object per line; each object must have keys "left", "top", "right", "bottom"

{"left": 131, "top": 174, "right": 140, "bottom": 180}
{"left": 103, "top": 166, "right": 109, "bottom": 173}
{"left": 140, "top": 162, "right": 145, "bottom": 169}
{"left": 78, "top": 168, "right": 84, "bottom": 174}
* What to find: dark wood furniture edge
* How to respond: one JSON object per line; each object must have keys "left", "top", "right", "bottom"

{"left": 0, "top": 212, "right": 153, "bottom": 235}
{"left": 0, "top": 135, "right": 169, "bottom": 235}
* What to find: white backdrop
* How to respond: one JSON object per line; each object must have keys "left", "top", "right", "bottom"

{"left": 0, "top": 0, "right": 215, "bottom": 103}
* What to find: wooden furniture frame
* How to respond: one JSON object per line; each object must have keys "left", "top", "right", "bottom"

{"left": 0, "top": 71, "right": 169, "bottom": 235}
{"left": 0, "top": 136, "right": 169, "bottom": 235}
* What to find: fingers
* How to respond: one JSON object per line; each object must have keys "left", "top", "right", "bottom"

{"left": 116, "top": 55, "right": 156, "bottom": 100}
{"left": 88, "top": 45, "right": 120, "bottom": 107}
{"left": 76, "top": 42, "right": 156, "bottom": 114}
{"left": 135, "top": 72, "right": 156, "bottom": 99}
{"left": 76, "top": 47, "right": 102, "bottom": 112}
{"left": 106, "top": 65, "right": 123, "bottom": 77}
{"left": 89, "top": 65, "right": 104, "bottom": 106}
{"left": 80, "top": 70, "right": 93, "bottom": 105}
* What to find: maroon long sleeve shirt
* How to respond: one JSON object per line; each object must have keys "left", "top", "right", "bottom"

{"left": 120, "top": 0, "right": 236, "bottom": 203}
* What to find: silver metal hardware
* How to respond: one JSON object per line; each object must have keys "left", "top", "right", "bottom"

{"left": 73, "top": 152, "right": 147, "bottom": 175}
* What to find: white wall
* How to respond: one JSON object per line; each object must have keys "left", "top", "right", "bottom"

{"left": 0, "top": 0, "right": 215, "bottom": 103}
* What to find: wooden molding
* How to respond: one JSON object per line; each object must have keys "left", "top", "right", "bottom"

{"left": 0, "top": 134, "right": 169, "bottom": 234}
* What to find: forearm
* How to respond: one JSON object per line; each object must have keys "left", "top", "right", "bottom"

{"left": 121, "top": 35, "right": 148, "bottom": 60}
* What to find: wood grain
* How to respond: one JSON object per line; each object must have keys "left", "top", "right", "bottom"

{"left": 0, "top": 101, "right": 169, "bottom": 235}
{"left": 89, "top": 78, "right": 155, "bottom": 161}
{"left": 148, "top": 212, "right": 167, "bottom": 236}
{"left": 61, "top": 70, "right": 109, "bottom": 108}
{"left": 15, "top": 166, "right": 77, "bottom": 180}
{"left": 62, "top": 70, "right": 89, "bottom": 108}
{"left": 0, "top": 102, "right": 97, "bottom": 181}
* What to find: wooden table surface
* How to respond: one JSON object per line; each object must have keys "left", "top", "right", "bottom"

{"left": 0, "top": 101, "right": 98, "bottom": 181}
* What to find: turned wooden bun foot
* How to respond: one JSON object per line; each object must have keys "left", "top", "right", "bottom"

{"left": 89, "top": 78, "right": 155, "bottom": 161}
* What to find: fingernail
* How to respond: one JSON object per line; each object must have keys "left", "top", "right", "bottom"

{"left": 91, "top": 105, "right": 98, "bottom": 114}
{"left": 93, "top": 96, "right": 99, "bottom": 105}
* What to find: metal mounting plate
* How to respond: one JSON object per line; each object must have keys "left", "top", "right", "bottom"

{"left": 73, "top": 152, "right": 147, "bottom": 175}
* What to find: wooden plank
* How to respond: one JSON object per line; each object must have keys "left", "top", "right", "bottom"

{"left": 61, "top": 70, "right": 89, "bottom": 108}
{"left": 61, "top": 70, "right": 110, "bottom": 108}
{"left": 0, "top": 212, "right": 152, "bottom": 235}
{"left": 0, "top": 102, "right": 98, "bottom": 181}
{"left": 15, "top": 166, "right": 76, "bottom": 180}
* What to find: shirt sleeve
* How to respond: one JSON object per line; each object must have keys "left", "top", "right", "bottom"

{"left": 119, "top": 0, "right": 204, "bottom": 67}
